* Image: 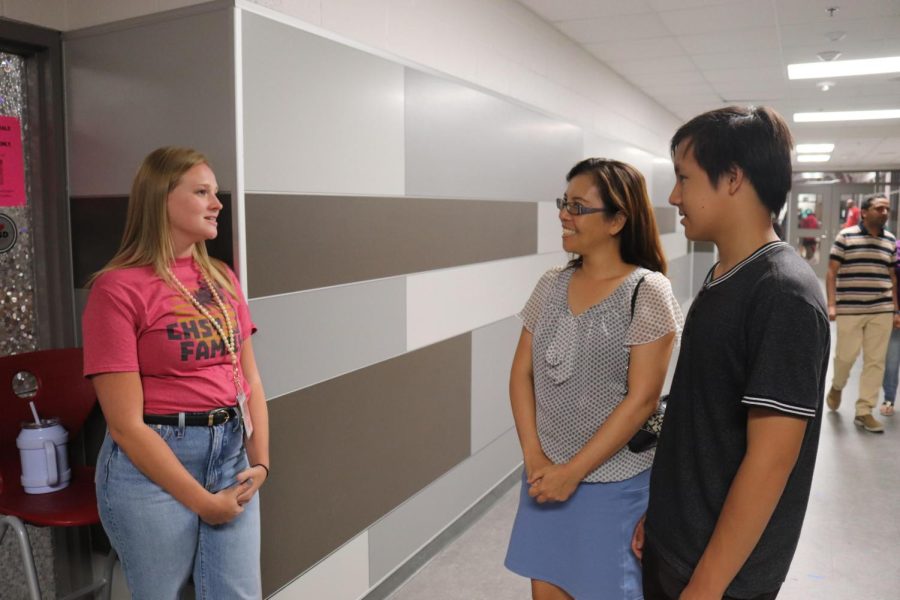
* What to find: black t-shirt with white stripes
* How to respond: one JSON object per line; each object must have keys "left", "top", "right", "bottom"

{"left": 646, "top": 241, "right": 830, "bottom": 598}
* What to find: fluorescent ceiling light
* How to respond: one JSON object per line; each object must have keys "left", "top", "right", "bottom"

{"left": 801, "top": 172, "right": 826, "bottom": 179}
{"left": 797, "top": 154, "right": 831, "bottom": 163}
{"left": 797, "top": 143, "right": 835, "bottom": 153}
{"left": 627, "top": 147, "right": 653, "bottom": 158}
{"left": 788, "top": 56, "right": 900, "bottom": 79}
{"left": 793, "top": 109, "right": 900, "bottom": 122}
{"left": 652, "top": 157, "right": 673, "bottom": 165}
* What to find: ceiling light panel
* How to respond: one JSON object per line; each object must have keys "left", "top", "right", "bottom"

{"left": 788, "top": 56, "right": 900, "bottom": 80}
{"left": 797, "top": 154, "right": 831, "bottom": 162}
{"left": 797, "top": 143, "right": 835, "bottom": 153}
{"left": 793, "top": 109, "right": 900, "bottom": 122}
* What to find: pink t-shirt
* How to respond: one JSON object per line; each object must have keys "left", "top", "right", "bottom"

{"left": 844, "top": 206, "right": 860, "bottom": 228}
{"left": 82, "top": 257, "right": 257, "bottom": 415}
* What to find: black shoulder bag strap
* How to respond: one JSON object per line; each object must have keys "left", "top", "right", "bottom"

{"left": 630, "top": 272, "right": 649, "bottom": 320}
{"left": 627, "top": 270, "right": 663, "bottom": 453}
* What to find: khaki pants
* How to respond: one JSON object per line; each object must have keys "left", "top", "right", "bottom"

{"left": 832, "top": 312, "right": 894, "bottom": 415}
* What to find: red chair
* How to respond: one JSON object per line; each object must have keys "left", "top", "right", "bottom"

{"left": 0, "top": 348, "right": 115, "bottom": 599}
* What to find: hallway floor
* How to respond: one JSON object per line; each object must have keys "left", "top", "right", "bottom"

{"left": 387, "top": 328, "right": 900, "bottom": 600}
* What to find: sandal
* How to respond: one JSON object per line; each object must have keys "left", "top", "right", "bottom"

{"left": 880, "top": 402, "right": 895, "bottom": 417}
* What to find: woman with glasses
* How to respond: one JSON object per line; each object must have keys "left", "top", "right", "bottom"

{"left": 504, "top": 158, "right": 683, "bottom": 600}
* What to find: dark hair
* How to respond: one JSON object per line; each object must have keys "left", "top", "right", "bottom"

{"left": 861, "top": 195, "right": 888, "bottom": 211}
{"left": 670, "top": 106, "right": 793, "bottom": 215}
{"left": 565, "top": 158, "right": 666, "bottom": 274}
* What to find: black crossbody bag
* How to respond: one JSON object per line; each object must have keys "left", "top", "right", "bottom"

{"left": 626, "top": 274, "right": 667, "bottom": 453}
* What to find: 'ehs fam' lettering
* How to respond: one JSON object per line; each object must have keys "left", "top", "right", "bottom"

{"left": 179, "top": 338, "right": 227, "bottom": 361}
{"left": 165, "top": 318, "right": 236, "bottom": 361}
{"left": 166, "top": 317, "right": 223, "bottom": 340}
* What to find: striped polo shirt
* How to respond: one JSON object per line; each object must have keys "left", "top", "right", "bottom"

{"left": 830, "top": 224, "right": 897, "bottom": 314}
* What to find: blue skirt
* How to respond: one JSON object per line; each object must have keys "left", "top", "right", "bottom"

{"left": 505, "top": 468, "right": 650, "bottom": 600}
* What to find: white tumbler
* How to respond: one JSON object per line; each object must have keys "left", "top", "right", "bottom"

{"left": 17, "top": 418, "right": 71, "bottom": 494}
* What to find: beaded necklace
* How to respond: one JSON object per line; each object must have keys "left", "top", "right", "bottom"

{"left": 166, "top": 263, "right": 253, "bottom": 437}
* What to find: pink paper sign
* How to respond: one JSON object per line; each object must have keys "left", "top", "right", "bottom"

{"left": 0, "top": 116, "right": 26, "bottom": 207}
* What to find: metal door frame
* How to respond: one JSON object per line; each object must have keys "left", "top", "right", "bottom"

{"left": 788, "top": 182, "right": 885, "bottom": 278}
{"left": 0, "top": 19, "right": 72, "bottom": 348}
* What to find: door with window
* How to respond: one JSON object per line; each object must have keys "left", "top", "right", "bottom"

{"left": 789, "top": 182, "right": 887, "bottom": 279}
{"left": 790, "top": 187, "right": 834, "bottom": 278}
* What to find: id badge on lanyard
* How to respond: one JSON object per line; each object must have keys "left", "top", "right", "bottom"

{"left": 237, "top": 389, "right": 253, "bottom": 439}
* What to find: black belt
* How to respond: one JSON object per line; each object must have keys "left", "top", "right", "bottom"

{"left": 143, "top": 407, "right": 240, "bottom": 427}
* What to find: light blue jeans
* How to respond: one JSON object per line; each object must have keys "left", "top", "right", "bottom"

{"left": 882, "top": 328, "right": 900, "bottom": 404}
{"left": 96, "top": 418, "right": 261, "bottom": 599}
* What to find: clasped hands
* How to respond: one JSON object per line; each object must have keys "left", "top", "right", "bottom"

{"left": 198, "top": 464, "right": 268, "bottom": 525}
{"left": 526, "top": 455, "right": 582, "bottom": 504}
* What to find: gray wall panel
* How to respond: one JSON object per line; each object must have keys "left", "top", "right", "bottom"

{"left": 654, "top": 205, "right": 679, "bottom": 235}
{"left": 245, "top": 194, "right": 537, "bottom": 298}
{"left": 367, "top": 428, "right": 521, "bottom": 585}
{"left": 65, "top": 8, "right": 236, "bottom": 195}
{"left": 405, "top": 69, "right": 582, "bottom": 202}
{"left": 261, "top": 334, "right": 472, "bottom": 595}
{"left": 242, "top": 12, "right": 404, "bottom": 195}
{"left": 250, "top": 278, "right": 406, "bottom": 398}
{"left": 471, "top": 316, "right": 520, "bottom": 454}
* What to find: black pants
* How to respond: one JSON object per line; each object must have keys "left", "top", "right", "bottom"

{"left": 642, "top": 539, "right": 780, "bottom": 600}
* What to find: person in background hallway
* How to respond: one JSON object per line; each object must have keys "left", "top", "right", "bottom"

{"left": 82, "top": 147, "right": 269, "bottom": 599}
{"left": 826, "top": 195, "right": 900, "bottom": 432}
{"left": 843, "top": 198, "right": 860, "bottom": 228}
{"left": 505, "top": 158, "right": 683, "bottom": 600}
{"left": 633, "top": 106, "right": 830, "bottom": 600}
{"left": 798, "top": 210, "right": 820, "bottom": 261}
{"left": 882, "top": 235, "right": 900, "bottom": 417}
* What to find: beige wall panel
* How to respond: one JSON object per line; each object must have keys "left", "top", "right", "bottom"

{"left": 245, "top": 194, "right": 537, "bottom": 298}
{"left": 260, "top": 334, "right": 472, "bottom": 594}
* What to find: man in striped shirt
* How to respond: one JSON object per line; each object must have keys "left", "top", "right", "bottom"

{"left": 826, "top": 195, "right": 899, "bottom": 432}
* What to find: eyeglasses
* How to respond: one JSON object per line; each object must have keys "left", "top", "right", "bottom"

{"left": 556, "top": 197, "right": 609, "bottom": 216}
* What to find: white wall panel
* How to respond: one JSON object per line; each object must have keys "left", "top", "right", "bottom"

{"left": 471, "top": 316, "right": 521, "bottom": 454}
{"left": 693, "top": 249, "right": 717, "bottom": 293}
{"left": 661, "top": 232, "right": 688, "bottom": 262}
{"left": 583, "top": 131, "right": 662, "bottom": 200}
{"left": 250, "top": 278, "right": 407, "bottom": 399}
{"left": 651, "top": 159, "right": 677, "bottom": 207}
{"left": 404, "top": 69, "right": 582, "bottom": 202}
{"left": 668, "top": 252, "right": 694, "bottom": 304}
{"left": 406, "top": 253, "right": 566, "bottom": 352}
{"left": 242, "top": 11, "right": 404, "bottom": 195}
{"left": 270, "top": 532, "right": 369, "bottom": 600}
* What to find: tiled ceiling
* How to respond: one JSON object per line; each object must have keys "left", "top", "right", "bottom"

{"left": 518, "top": 0, "right": 900, "bottom": 170}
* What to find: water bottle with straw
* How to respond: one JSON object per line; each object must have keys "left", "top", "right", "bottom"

{"left": 16, "top": 400, "right": 71, "bottom": 494}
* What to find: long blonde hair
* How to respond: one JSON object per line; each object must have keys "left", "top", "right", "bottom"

{"left": 90, "top": 146, "right": 236, "bottom": 296}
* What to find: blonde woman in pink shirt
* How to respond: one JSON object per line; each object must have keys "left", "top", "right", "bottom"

{"left": 83, "top": 147, "right": 269, "bottom": 599}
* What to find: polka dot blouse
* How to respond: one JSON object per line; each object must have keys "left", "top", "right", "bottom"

{"left": 519, "top": 265, "right": 684, "bottom": 482}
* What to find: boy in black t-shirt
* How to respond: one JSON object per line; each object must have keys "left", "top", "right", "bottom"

{"left": 632, "top": 106, "right": 830, "bottom": 600}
